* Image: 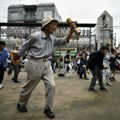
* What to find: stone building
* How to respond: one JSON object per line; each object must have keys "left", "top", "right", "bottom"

{"left": 8, "top": 3, "right": 62, "bottom": 23}
{"left": 7, "top": 3, "right": 62, "bottom": 38}
{"left": 96, "top": 10, "right": 113, "bottom": 49}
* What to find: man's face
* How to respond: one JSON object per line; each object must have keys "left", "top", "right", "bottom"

{"left": 103, "top": 49, "right": 109, "bottom": 55}
{"left": 0, "top": 44, "right": 4, "bottom": 51}
{"left": 3, "top": 45, "right": 6, "bottom": 48}
{"left": 44, "top": 21, "right": 58, "bottom": 34}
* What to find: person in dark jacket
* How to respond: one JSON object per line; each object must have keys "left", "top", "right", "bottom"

{"left": 64, "top": 50, "right": 72, "bottom": 76}
{"left": 87, "top": 46, "right": 109, "bottom": 92}
{"left": 78, "top": 55, "right": 88, "bottom": 80}
{"left": 109, "top": 48, "right": 118, "bottom": 81}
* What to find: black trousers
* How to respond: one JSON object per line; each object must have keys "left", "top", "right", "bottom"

{"left": 13, "top": 65, "right": 21, "bottom": 81}
{"left": 0, "top": 64, "right": 5, "bottom": 84}
{"left": 8, "top": 63, "right": 13, "bottom": 75}
{"left": 89, "top": 66, "right": 104, "bottom": 89}
{"left": 79, "top": 67, "right": 87, "bottom": 78}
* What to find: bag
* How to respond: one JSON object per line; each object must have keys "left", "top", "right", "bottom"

{"left": 58, "top": 73, "right": 65, "bottom": 77}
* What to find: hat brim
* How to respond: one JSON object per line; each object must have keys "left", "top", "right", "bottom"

{"left": 41, "top": 19, "right": 59, "bottom": 30}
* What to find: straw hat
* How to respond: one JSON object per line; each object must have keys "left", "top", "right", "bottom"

{"left": 41, "top": 17, "right": 59, "bottom": 30}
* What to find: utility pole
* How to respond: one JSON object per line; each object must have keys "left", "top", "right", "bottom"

{"left": 89, "top": 27, "right": 92, "bottom": 53}
{"left": 110, "top": 30, "right": 113, "bottom": 47}
{"left": 102, "top": 14, "right": 106, "bottom": 45}
{"left": 0, "top": 26, "right": 1, "bottom": 40}
{"left": 114, "top": 33, "right": 116, "bottom": 47}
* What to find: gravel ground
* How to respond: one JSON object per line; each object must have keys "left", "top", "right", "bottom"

{"left": 0, "top": 70, "right": 120, "bottom": 120}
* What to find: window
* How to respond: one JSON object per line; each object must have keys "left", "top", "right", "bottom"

{"left": 10, "top": 11, "right": 19, "bottom": 19}
{"left": 25, "top": 10, "right": 36, "bottom": 19}
{"left": 36, "top": 11, "right": 42, "bottom": 19}
{"left": 43, "top": 11, "right": 52, "bottom": 18}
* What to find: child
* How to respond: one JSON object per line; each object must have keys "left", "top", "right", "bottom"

{"left": 109, "top": 48, "right": 118, "bottom": 81}
{"left": 103, "top": 52, "right": 112, "bottom": 86}
{"left": 79, "top": 55, "right": 88, "bottom": 80}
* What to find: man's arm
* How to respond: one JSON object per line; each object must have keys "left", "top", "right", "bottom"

{"left": 4, "top": 48, "right": 9, "bottom": 59}
{"left": 18, "top": 35, "right": 35, "bottom": 57}
{"left": 14, "top": 35, "right": 35, "bottom": 61}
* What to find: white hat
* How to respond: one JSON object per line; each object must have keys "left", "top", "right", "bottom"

{"left": 41, "top": 17, "right": 59, "bottom": 30}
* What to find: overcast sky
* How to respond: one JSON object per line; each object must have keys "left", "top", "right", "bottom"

{"left": 0, "top": 0, "right": 120, "bottom": 44}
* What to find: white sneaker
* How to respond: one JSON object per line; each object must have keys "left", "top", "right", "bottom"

{"left": 106, "top": 82, "right": 112, "bottom": 86}
{"left": 66, "top": 74, "right": 71, "bottom": 77}
{"left": 96, "top": 81, "right": 99, "bottom": 84}
{"left": 0, "top": 84, "right": 4, "bottom": 89}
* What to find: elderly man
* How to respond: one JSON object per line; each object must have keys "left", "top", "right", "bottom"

{"left": 14, "top": 17, "right": 74, "bottom": 119}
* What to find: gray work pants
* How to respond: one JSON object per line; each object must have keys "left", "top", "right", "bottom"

{"left": 18, "top": 58, "right": 55, "bottom": 110}
{"left": 89, "top": 66, "right": 104, "bottom": 89}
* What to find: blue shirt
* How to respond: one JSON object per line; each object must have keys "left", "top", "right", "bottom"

{"left": 0, "top": 48, "right": 9, "bottom": 68}
{"left": 0, "top": 51, "right": 2, "bottom": 65}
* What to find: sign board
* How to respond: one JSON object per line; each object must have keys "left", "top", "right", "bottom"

{"left": 1, "top": 27, "right": 91, "bottom": 38}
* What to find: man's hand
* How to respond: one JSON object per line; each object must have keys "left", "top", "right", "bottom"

{"left": 86, "top": 69, "right": 90, "bottom": 74}
{"left": 66, "top": 23, "right": 74, "bottom": 42}
{"left": 83, "top": 65, "right": 86, "bottom": 69}
{"left": 70, "top": 22, "right": 76, "bottom": 32}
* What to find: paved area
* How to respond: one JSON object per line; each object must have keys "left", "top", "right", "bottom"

{"left": 0, "top": 70, "right": 120, "bottom": 120}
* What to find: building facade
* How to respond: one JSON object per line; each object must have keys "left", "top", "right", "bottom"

{"left": 7, "top": 3, "right": 62, "bottom": 39}
{"left": 8, "top": 3, "right": 62, "bottom": 23}
{"left": 6, "top": 3, "right": 97, "bottom": 54}
{"left": 96, "top": 10, "right": 113, "bottom": 49}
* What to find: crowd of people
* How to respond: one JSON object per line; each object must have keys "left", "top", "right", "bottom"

{"left": 64, "top": 46, "right": 120, "bottom": 92}
{"left": 1, "top": 41, "right": 119, "bottom": 88}
{"left": 0, "top": 17, "right": 120, "bottom": 119}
